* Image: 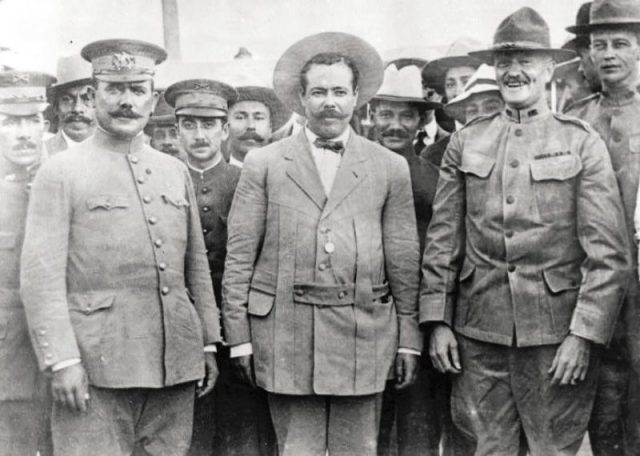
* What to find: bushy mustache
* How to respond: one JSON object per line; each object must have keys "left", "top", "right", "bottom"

{"left": 237, "top": 131, "right": 266, "bottom": 142}
{"left": 318, "top": 108, "right": 348, "bottom": 120}
{"left": 381, "top": 128, "right": 411, "bottom": 139}
{"left": 64, "top": 113, "right": 93, "bottom": 125}
{"left": 501, "top": 74, "right": 531, "bottom": 86}
{"left": 109, "top": 108, "right": 143, "bottom": 119}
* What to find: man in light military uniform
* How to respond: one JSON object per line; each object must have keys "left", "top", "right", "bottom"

{"left": 421, "top": 7, "right": 630, "bottom": 455}
{"left": 565, "top": 1, "right": 640, "bottom": 453}
{"left": 222, "top": 32, "right": 422, "bottom": 456}
{"left": 0, "top": 70, "right": 55, "bottom": 456}
{"left": 20, "top": 39, "right": 221, "bottom": 456}
{"left": 46, "top": 54, "right": 95, "bottom": 155}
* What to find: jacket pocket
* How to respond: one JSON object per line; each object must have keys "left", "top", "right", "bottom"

{"left": 0, "top": 232, "right": 16, "bottom": 250}
{"left": 542, "top": 264, "right": 581, "bottom": 294}
{"left": 459, "top": 152, "right": 495, "bottom": 217}
{"left": 542, "top": 264, "right": 581, "bottom": 333}
{"left": 68, "top": 292, "right": 115, "bottom": 352}
{"left": 68, "top": 292, "right": 115, "bottom": 315}
{"left": 86, "top": 194, "right": 130, "bottom": 211}
{"left": 247, "top": 288, "right": 275, "bottom": 317}
{"left": 455, "top": 259, "right": 476, "bottom": 327}
{"left": 530, "top": 154, "right": 582, "bottom": 223}
{"left": 162, "top": 194, "right": 190, "bottom": 208}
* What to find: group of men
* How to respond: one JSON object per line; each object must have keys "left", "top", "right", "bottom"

{"left": 3, "top": 0, "right": 640, "bottom": 455}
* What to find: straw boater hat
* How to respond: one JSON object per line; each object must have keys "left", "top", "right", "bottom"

{"left": 444, "top": 64, "right": 501, "bottom": 120}
{"left": 566, "top": 0, "right": 640, "bottom": 34}
{"left": 372, "top": 64, "right": 442, "bottom": 110}
{"left": 469, "top": 7, "right": 576, "bottom": 64}
{"left": 164, "top": 79, "right": 237, "bottom": 118}
{"left": 273, "top": 31, "right": 384, "bottom": 116}
{"left": 421, "top": 38, "right": 484, "bottom": 93}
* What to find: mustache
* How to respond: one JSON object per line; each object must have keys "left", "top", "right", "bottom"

{"left": 13, "top": 141, "right": 37, "bottom": 150}
{"left": 190, "top": 140, "right": 210, "bottom": 149}
{"left": 64, "top": 113, "right": 93, "bottom": 124}
{"left": 381, "top": 129, "right": 411, "bottom": 139}
{"left": 109, "top": 108, "right": 143, "bottom": 119}
{"left": 318, "top": 109, "right": 348, "bottom": 120}
{"left": 502, "top": 74, "right": 531, "bottom": 85}
{"left": 237, "top": 131, "right": 266, "bottom": 142}
{"left": 160, "top": 144, "right": 180, "bottom": 154}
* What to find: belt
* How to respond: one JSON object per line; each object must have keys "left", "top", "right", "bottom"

{"left": 292, "top": 282, "right": 389, "bottom": 306}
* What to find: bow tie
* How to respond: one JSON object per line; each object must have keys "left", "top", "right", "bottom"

{"left": 313, "top": 138, "right": 345, "bottom": 154}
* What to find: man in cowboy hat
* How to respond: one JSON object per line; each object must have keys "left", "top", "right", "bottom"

{"left": 565, "top": 1, "right": 640, "bottom": 452}
{"left": 421, "top": 7, "right": 630, "bottom": 455}
{"left": 565, "top": 2, "right": 602, "bottom": 95}
{"left": 46, "top": 54, "right": 95, "bottom": 155}
{"left": 222, "top": 31, "right": 422, "bottom": 456}
{"left": 20, "top": 39, "right": 221, "bottom": 455}
{"left": 421, "top": 64, "right": 505, "bottom": 168}
{"left": 144, "top": 92, "right": 186, "bottom": 161}
{"left": 227, "top": 85, "right": 291, "bottom": 168}
{"left": 0, "top": 70, "right": 55, "bottom": 456}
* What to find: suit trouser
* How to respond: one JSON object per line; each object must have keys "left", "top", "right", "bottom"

{"left": 0, "top": 399, "right": 49, "bottom": 456}
{"left": 268, "top": 392, "right": 382, "bottom": 456}
{"left": 52, "top": 382, "right": 195, "bottom": 456}
{"left": 452, "top": 335, "right": 600, "bottom": 456}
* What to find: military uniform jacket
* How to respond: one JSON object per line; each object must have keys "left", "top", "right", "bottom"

{"left": 222, "top": 129, "right": 422, "bottom": 396}
{"left": 420, "top": 106, "right": 630, "bottom": 347}
{"left": 0, "top": 166, "right": 44, "bottom": 400}
{"left": 20, "top": 129, "right": 221, "bottom": 388}
{"left": 188, "top": 160, "right": 240, "bottom": 305}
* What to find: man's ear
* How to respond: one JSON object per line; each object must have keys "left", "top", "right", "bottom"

{"left": 353, "top": 86, "right": 359, "bottom": 106}
{"left": 42, "top": 119, "right": 50, "bottom": 133}
{"left": 150, "top": 91, "right": 159, "bottom": 112}
{"left": 222, "top": 121, "right": 229, "bottom": 141}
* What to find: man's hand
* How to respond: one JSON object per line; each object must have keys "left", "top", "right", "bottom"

{"left": 429, "top": 323, "right": 462, "bottom": 374}
{"left": 231, "top": 355, "right": 256, "bottom": 388}
{"left": 51, "top": 363, "right": 89, "bottom": 412}
{"left": 197, "top": 352, "right": 219, "bottom": 397}
{"left": 394, "top": 353, "right": 419, "bottom": 390}
{"left": 549, "top": 334, "right": 591, "bottom": 386}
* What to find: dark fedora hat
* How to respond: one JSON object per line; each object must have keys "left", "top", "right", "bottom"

{"left": 470, "top": 7, "right": 576, "bottom": 64}
{"left": 566, "top": 0, "right": 640, "bottom": 34}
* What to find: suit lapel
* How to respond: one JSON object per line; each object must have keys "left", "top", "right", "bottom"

{"left": 321, "top": 133, "right": 368, "bottom": 220}
{"left": 284, "top": 130, "right": 327, "bottom": 210}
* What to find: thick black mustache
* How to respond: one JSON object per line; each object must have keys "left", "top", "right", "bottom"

{"left": 13, "top": 141, "right": 37, "bottom": 150}
{"left": 381, "top": 129, "right": 410, "bottom": 139}
{"left": 109, "top": 109, "right": 143, "bottom": 119}
{"left": 160, "top": 144, "right": 180, "bottom": 154}
{"left": 64, "top": 113, "right": 93, "bottom": 124}
{"left": 318, "top": 109, "right": 347, "bottom": 120}
{"left": 502, "top": 75, "right": 531, "bottom": 85}
{"left": 237, "top": 131, "right": 265, "bottom": 142}
{"left": 190, "top": 141, "right": 210, "bottom": 148}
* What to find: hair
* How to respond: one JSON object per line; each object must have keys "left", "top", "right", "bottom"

{"left": 299, "top": 52, "right": 359, "bottom": 94}
{"left": 369, "top": 98, "right": 428, "bottom": 117}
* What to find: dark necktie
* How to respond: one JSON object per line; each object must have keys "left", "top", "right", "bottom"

{"left": 313, "top": 138, "right": 345, "bottom": 155}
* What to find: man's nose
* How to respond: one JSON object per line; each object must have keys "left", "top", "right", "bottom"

{"left": 16, "top": 119, "right": 31, "bottom": 140}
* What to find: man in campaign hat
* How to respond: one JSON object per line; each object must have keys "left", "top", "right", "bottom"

{"left": 46, "top": 54, "right": 95, "bottom": 154}
{"left": 565, "top": 1, "right": 640, "bottom": 453}
{"left": 565, "top": 2, "right": 602, "bottom": 94}
{"left": 422, "top": 7, "right": 630, "bottom": 455}
{"left": 422, "top": 64, "right": 505, "bottom": 168}
{"left": 144, "top": 92, "right": 185, "bottom": 161}
{"left": 0, "top": 70, "right": 55, "bottom": 456}
{"left": 222, "top": 31, "right": 422, "bottom": 455}
{"left": 227, "top": 85, "right": 291, "bottom": 168}
{"left": 20, "top": 39, "right": 221, "bottom": 455}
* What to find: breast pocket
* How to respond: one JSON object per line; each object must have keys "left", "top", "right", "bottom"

{"left": 459, "top": 152, "right": 495, "bottom": 217}
{"left": 86, "top": 194, "right": 130, "bottom": 211}
{"left": 530, "top": 155, "right": 582, "bottom": 223}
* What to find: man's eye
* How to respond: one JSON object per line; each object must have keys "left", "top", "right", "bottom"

{"left": 203, "top": 122, "right": 215, "bottom": 129}
{"left": 445, "top": 81, "right": 455, "bottom": 89}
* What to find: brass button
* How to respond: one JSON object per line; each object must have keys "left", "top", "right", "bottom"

{"left": 202, "top": 187, "right": 209, "bottom": 194}
{"left": 161, "top": 286, "right": 170, "bottom": 295}
{"left": 338, "top": 291, "right": 346, "bottom": 299}
{"left": 38, "top": 329, "right": 46, "bottom": 336}
{"left": 154, "top": 239, "right": 163, "bottom": 248}
{"left": 45, "top": 354, "right": 52, "bottom": 359}
{"left": 506, "top": 196, "right": 515, "bottom": 204}
{"left": 514, "top": 129, "right": 523, "bottom": 137}
{"left": 146, "top": 168, "right": 152, "bottom": 175}
{"left": 295, "top": 289, "right": 304, "bottom": 297}
{"left": 510, "top": 160, "right": 519, "bottom": 168}
{"left": 143, "top": 196, "right": 152, "bottom": 204}
{"left": 42, "top": 342, "right": 49, "bottom": 348}
{"left": 505, "top": 230, "right": 514, "bottom": 238}
{"left": 508, "top": 264, "right": 516, "bottom": 273}
{"left": 319, "top": 263, "right": 327, "bottom": 271}
{"left": 129, "top": 155, "right": 139, "bottom": 164}
{"left": 203, "top": 228, "right": 208, "bottom": 234}
{"left": 202, "top": 206, "right": 210, "bottom": 212}
{"left": 149, "top": 216, "right": 158, "bottom": 224}
{"left": 137, "top": 176, "right": 145, "bottom": 184}
{"left": 158, "top": 262, "right": 167, "bottom": 271}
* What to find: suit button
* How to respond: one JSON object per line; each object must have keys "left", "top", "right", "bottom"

{"left": 146, "top": 168, "right": 152, "bottom": 175}
{"left": 42, "top": 342, "right": 49, "bottom": 348}
{"left": 154, "top": 239, "right": 163, "bottom": 247}
{"left": 295, "top": 289, "right": 304, "bottom": 297}
{"left": 318, "top": 263, "right": 327, "bottom": 271}
{"left": 508, "top": 264, "right": 516, "bottom": 273}
{"left": 510, "top": 160, "right": 519, "bottom": 168}
{"left": 129, "top": 155, "right": 139, "bottom": 164}
{"left": 143, "top": 196, "right": 152, "bottom": 204}
{"left": 38, "top": 329, "right": 46, "bottom": 336}
{"left": 338, "top": 291, "right": 346, "bottom": 299}
{"left": 202, "top": 206, "right": 210, "bottom": 212}
{"left": 161, "top": 286, "right": 170, "bottom": 295}
{"left": 203, "top": 228, "right": 208, "bottom": 234}
{"left": 158, "top": 262, "right": 167, "bottom": 271}
{"left": 514, "top": 129, "right": 523, "bottom": 137}
{"left": 506, "top": 196, "right": 515, "bottom": 204}
{"left": 137, "top": 176, "right": 145, "bottom": 184}
{"left": 202, "top": 187, "right": 209, "bottom": 194}
{"left": 505, "top": 230, "right": 514, "bottom": 238}
{"left": 148, "top": 216, "right": 158, "bottom": 224}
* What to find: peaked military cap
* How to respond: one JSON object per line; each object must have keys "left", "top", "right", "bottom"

{"left": 164, "top": 79, "right": 237, "bottom": 118}
{"left": 0, "top": 71, "right": 56, "bottom": 116}
{"left": 470, "top": 7, "right": 576, "bottom": 64}
{"left": 568, "top": 0, "right": 640, "bottom": 34}
{"left": 81, "top": 39, "right": 167, "bottom": 82}
{"left": 148, "top": 90, "right": 175, "bottom": 125}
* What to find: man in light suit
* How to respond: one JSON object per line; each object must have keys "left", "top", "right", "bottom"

{"left": 222, "top": 32, "right": 422, "bottom": 456}
{"left": 20, "top": 39, "right": 221, "bottom": 455}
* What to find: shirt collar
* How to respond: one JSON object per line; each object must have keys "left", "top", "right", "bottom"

{"left": 228, "top": 154, "right": 243, "bottom": 168}
{"left": 305, "top": 125, "right": 351, "bottom": 149}
{"left": 423, "top": 117, "right": 438, "bottom": 139}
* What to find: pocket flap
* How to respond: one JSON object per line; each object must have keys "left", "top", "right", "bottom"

{"left": 530, "top": 155, "right": 582, "bottom": 182}
{"left": 458, "top": 259, "right": 476, "bottom": 282}
{"left": 0, "top": 232, "right": 17, "bottom": 249}
{"left": 543, "top": 265, "right": 581, "bottom": 294}
{"left": 86, "top": 194, "right": 130, "bottom": 211}
{"left": 459, "top": 153, "right": 495, "bottom": 178}
{"left": 162, "top": 194, "right": 190, "bottom": 208}
{"left": 68, "top": 292, "right": 115, "bottom": 314}
{"left": 247, "top": 289, "right": 275, "bottom": 317}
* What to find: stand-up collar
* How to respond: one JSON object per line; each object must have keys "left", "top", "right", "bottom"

{"left": 502, "top": 98, "right": 550, "bottom": 124}
{"left": 601, "top": 85, "right": 639, "bottom": 107}
{"left": 93, "top": 126, "right": 146, "bottom": 154}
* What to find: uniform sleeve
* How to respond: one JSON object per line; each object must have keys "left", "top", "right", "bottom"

{"left": 419, "top": 133, "right": 466, "bottom": 326}
{"left": 571, "top": 132, "right": 631, "bottom": 344}
{"left": 20, "top": 162, "right": 81, "bottom": 371}
{"left": 382, "top": 156, "right": 422, "bottom": 352}
{"left": 183, "top": 168, "right": 221, "bottom": 345}
{"left": 221, "top": 152, "right": 268, "bottom": 346}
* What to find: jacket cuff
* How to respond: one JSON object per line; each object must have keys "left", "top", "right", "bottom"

{"left": 569, "top": 307, "right": 611, "bottom": 345}
{"left": 30, "top": 321, "right": 81, "bottom": 372}
{"left": 419, "top": 294, "right": 454, "bottom": 327}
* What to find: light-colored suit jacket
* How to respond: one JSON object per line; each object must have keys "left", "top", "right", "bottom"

{"left": 45, "top": 131, "right": 68, "bottom": 156}
{"left": 222, "top": 129, "right": 422, "bottom": 396}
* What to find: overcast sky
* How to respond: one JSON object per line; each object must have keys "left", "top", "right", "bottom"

{"left": 0, "top": 0, "right": 586, "bottom": 75}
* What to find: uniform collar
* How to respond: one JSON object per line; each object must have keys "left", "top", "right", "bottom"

{"left": 187, "top": 153, "right": 222, "bottom": 176}
{"left": 601, "top": 85, "right": 639, "bottom": 107}
{"left": 93, "top": 126, "right": 146, "bottom": 154}
{"left": 502, "top": 98, "right": 550, "bottom": 124}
